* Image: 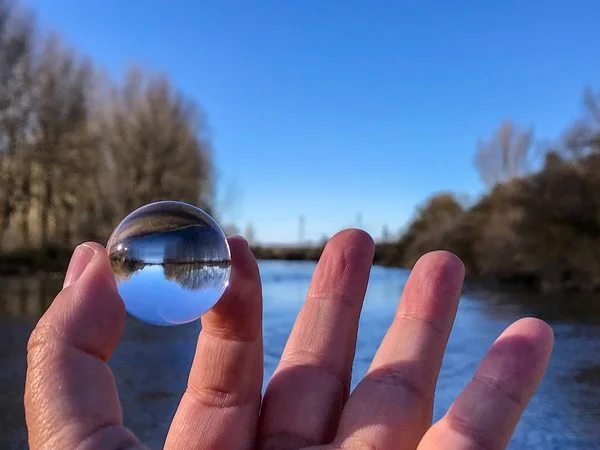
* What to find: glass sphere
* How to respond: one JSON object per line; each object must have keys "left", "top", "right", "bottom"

{"left": 106, "top": 201, "right": 231, "bottom": 326}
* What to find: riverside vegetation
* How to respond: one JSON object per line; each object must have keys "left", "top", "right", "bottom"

{"left": 1, "top": 0, "right": 600, "bottom": 293}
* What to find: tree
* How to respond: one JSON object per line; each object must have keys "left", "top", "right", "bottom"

{"left": 212, "top": 177, "right": 241, "bottom": 225}
{"left": 221, "top": 223, "right": 240, "bottom": 237}
{"left": 0, "top": 0, "right": 35, "bottom": 245}
{"left": 564, "top": 87, "right": 600, "bottom": 159}
{"left": 474, "top": 120, "right": 534, "bottom": 188}
{"left": 244, "top": 222, "right": 256, "bottom": 245}
{"left": 396, "top": 193, "right": 466, "bottom": 267}
{"left": 0, "top": 2, "right": 218, "bottom": 253}
{"left": 469, "top": 181, "right": 528, "bottom": 280}
{"left": 509, "top": 150, "right": 600, "bottom": 290}
{"left": 381, "top": 225, "right": 391, "bottom": 243}
{"left": 101, "top": 67, "right": 213, "bottom": 217}
{"left": 29, "top": 36, "right": 100, "bottom": 246}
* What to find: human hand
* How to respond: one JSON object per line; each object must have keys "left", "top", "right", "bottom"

{"left": 25, "top": 230, "right": 553, "bottom": 449}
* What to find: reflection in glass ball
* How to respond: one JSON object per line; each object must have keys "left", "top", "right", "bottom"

{"left": 107, "top": 201, "right": 231, "bottom": 326}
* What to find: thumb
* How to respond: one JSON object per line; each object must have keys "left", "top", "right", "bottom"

{"left": 24, "top": 242, "right": 144, "bottom": 449}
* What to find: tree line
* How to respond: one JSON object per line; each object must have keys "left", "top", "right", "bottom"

{"left": 382, "top": 88, "right": 600, "bottom": 292}
{"left": 3, "top": 1, "right": 599, "bottom": 293}
{"left": 0, "top": 0, "right": 212, "bottom": 256}
{"left": 253, "top": 89, "right": 600, "bottom": 294}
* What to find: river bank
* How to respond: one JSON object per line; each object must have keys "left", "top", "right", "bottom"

{"left": 1, "top": 243, "right": 597, "bottom": 294}
{"left": 0, "top": 247, "right": 73, "bottom": 276}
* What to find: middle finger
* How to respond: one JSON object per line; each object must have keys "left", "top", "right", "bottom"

{"left": 259, "top": 229, "right": 375, "bottom": 449}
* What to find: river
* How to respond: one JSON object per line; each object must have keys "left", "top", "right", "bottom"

{"left": 1, "top": 260, "right": 599, "bottom": 449}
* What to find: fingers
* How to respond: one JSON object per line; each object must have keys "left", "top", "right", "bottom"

{"left": 259, "top": 229, "right": 375, "bottom": 449}
{"left": 25, "top": 243, "right": 141, "bottom": 449}
{"left": 335, "top": 251, "right": 465, "bottom": 450}
{"left": 417, "top": 318, "right": 554, "bottom": 450}
{"left": 165, "top": 236, "right": 264, "bottom": 450}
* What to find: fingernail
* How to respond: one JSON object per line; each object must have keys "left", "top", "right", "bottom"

{"left": 63, "top": 244, "right": 96, "bottom": 288}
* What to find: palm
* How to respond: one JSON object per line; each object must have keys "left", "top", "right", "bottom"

{"left": 25, "top": 231, "right": 553, "bottom": 450}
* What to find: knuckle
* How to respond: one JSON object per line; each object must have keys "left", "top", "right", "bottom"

{"left": 27, "top": 322, "right": 54, "bottom": 355}
{"left": 395, "top": 312, "right": 446, "bottom": 337}
{"left": 185, "top": 384, "right": 250, "bottom": 409}
{"left": 366, "top": 366, "right": 431, "bottom": 403}
{"left": 446, "top": 412, "right": 497, "bottom": 450}
{"left": 201, "top": 323, "right": 257, "bottom": 343}
{"left": 473, "top": 374, "right": 525, "bottom": 409}
{"left": 26, "top": 322, "right": 64, "bottom": 370}
{"left": 279, "top": 348, "right": 348, "bottom": 392}
{"left": 305, "top": 291, "right": 360, "bottom": 311}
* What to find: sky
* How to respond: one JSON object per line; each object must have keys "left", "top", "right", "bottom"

{"left": 26, "top": 0, "right": 600, "bottom": 244}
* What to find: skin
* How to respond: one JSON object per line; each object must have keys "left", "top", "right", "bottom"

{"left": 24, "top": 229, "right": 554, "bottom": 450}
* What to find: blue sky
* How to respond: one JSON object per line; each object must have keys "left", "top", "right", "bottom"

{"left": 26, "top": 0, "right": 599, "bottom": 244}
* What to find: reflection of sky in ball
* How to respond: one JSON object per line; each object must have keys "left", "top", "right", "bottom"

{"left": 118, "top": 266, "right": 230, "bottom": 326}
{"left": 107, "top": 201, "right": 231, "bottom": 326}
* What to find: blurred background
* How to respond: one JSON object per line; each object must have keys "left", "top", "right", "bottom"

{"left": 1, "top": 0, "right": 599, "bottom": 448}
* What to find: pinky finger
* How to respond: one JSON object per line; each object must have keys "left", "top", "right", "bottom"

{"left": 418, "top": 318, "right": 554, "bottom": 450}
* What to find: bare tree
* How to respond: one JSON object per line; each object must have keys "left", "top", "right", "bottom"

{"left": 0, "top": 0, "right": 35, "bottom": 245}
{"left": 221, "top": 223, "right": 240, "bottom": 237}
{"left": 381, "top": 225, "right": 391, "bottom": 243}
{"left": 102, "top": 67, "right": 213, "bottom": 218}
{"left": 212, "top": 176, "right": 242, "bottom": 224}
{"left": 28, "top": 36, "right": 100, "bottom": 247}
{"left": 564, "top": 87, "right": 600, "bottom": 159}
{"left": 244, "top": 222, "right": 256, "bottom": 245}
{"left": 474, "top": 120, "right": 534, "bottom": 188}
{"left": 397, "top": 193, "right": 465, "bottom": 267}
{"left": 0, "top": 3, "right": 217, "bottom": 252}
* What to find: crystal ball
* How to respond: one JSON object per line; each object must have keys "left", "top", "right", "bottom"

{"left": 106, "top": 201, "right": 231, "bottom": 326}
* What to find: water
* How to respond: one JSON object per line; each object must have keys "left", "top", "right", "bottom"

{"left": 1, "top": 261, "right": 600, "bottom": 448}
{"left": 107, "top": 201, "right": 231, "bottom": 326}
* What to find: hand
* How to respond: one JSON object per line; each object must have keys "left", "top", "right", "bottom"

{"left": 24, "top": 230, "right": 553, "bottom": 450}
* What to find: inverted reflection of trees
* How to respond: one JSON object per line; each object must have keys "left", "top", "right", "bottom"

{"left": 163, "top": 228, "right": 228, "bottom": 263}
{"left": 163, "top": 262, "right": 230, "bottom": 290}
{"left": 110, "top": 256, "right": 146, "bottom": 280}
{"left": 110, "top": 256, "right": 230, "bottom": 291}
{"left": 109, "top": 224, "right": 229, "bottom": 269}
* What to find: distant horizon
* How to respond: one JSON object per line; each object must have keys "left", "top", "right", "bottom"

{"left": 25, "top": 0, "right": 600, "bottom": 243}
